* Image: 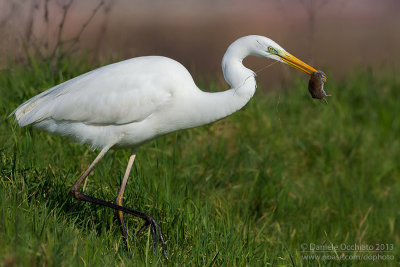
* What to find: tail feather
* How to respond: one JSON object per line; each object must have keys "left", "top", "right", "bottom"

{"left": 12, "top": 99, "right": 45, "bottom": 126}
{"left": 10, "top": 90, "right": 54, "bottom": 127}
{"left": 10, "top": 67, "right": 99, "bottom": 126}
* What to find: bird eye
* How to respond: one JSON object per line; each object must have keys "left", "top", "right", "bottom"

{"left": 268, "top": 46, "right": 278, "bottom": 54}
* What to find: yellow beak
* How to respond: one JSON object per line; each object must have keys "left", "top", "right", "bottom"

{"left": 278, "top": 52, "right": 326, "bottom": 80}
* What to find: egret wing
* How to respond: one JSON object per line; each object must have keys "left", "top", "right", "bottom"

{"left": 14, "top": 59, "right": 175, "bottom": 126}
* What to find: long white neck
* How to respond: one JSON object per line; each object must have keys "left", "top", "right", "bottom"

{"left": 222, "top": 38, "right": 256, "bottom": 89}
{"left": 188, "top": 38, "right": 257, "bottom": 127}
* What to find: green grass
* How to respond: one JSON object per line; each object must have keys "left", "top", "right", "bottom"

{"left": 0, "top": 61, "right": 399, "bottom": 266}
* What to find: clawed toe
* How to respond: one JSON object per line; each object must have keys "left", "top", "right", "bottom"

{"left": 133, "top": 215, "right": 168, "bottom": 260}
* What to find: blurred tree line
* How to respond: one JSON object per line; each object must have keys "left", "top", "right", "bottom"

{"left": 0, "top": 0, "right": 116, "bottom": 74}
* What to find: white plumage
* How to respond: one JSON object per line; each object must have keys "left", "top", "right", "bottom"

{"left": 11, "top": 36, "right": 320, "bottom": 258}
{"left": 14, "top": 57, "right": 192, "bottom": 148}
{"left": 13, "top": 36, "right": 318, "bottom": 151}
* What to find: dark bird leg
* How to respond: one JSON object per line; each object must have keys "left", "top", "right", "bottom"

{"left": 69, "top": 147, "right": 168, "bottom": 260}
{"left": 115, "top": 150, "right": 137, "bottom": 240}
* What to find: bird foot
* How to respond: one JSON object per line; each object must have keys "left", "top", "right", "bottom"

{"left": 135, "top": 214, "right": 168, "bottom": 261}
{"left": 69, "top": 188, "right": 168, "bottom": 260}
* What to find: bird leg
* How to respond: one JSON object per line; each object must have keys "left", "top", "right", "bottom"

{"left": 69, "top": 147, "right": 168, "bottom": 260}
{"left": 115, "top": 150, "right": 137, "bottom": 240}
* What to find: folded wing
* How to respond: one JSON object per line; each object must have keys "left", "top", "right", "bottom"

{"left": 13, "top": 58, "right": 175, "bottom": 127}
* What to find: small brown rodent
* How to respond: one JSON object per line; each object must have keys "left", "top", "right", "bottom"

{"left": 308, "top": 71, "right": 331, "bottom": 103}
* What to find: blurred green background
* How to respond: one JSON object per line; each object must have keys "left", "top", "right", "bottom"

{"left": 1, "top": 0, "right": 399, "bottom": 266}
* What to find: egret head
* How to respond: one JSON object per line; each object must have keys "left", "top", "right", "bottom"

{"left": 222, "top": 35, "right": 326, "bottom": 88}
{"left": 251, "top": 35, "right": 324, "bottom": 78}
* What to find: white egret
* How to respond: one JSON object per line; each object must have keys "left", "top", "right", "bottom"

{"left": 11, "top": 35, "right": 324, "bottom": 259}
